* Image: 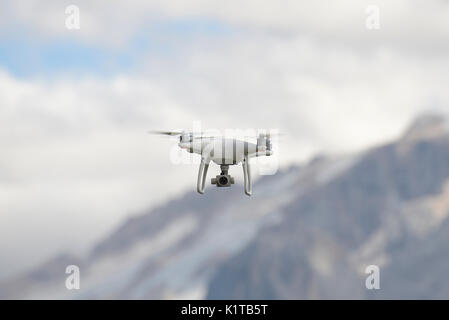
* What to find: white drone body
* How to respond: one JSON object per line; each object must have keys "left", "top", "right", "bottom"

{"left": 150, "top": 131, "right": 275, "bottom": 196}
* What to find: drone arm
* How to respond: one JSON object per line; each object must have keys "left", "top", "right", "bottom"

{"left": 242, "top": 155, "right": 252, "bottom": 196}
{"left": 197, "top": 156, "right": 211, "bottom": 194}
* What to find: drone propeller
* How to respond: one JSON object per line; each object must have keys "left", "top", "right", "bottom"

{"left": 148, "top": 130, "right": 285, "bottom": 139}
{"left": 148, "top": 130, "right": 222, "bottom": 138}
{"left": 147, "top": 130, "right": 184, "bottom": 136}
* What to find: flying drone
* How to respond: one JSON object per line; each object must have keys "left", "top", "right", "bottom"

{"left": 149, "top": 130, "right": 278, "bottom": 196}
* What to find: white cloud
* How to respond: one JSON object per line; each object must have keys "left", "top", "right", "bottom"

{"left": 0, "top": 70, "right": 202, "bottom": 277}
{"left": 2, "top": 0, "right": 449, "bottom": 51}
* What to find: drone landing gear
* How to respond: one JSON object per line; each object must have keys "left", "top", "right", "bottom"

{"left": 197, "top": 156, "right": 210, "bottom": 194}
{"left": 197, "top": 159, "right": 252, "bottom": 196}
{"left": 242, "top": 156, "right": 252, "bottom": 196}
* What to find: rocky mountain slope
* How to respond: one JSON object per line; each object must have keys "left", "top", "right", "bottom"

{"left": 207, "top": 114, "right": 449, "bottom": 299}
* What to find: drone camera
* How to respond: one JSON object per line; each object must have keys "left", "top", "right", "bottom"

{"left": 212, "top": 174, "right": 235, "bottom": 187}
{"left": 211, "top": 165, "right": 235, "bottom": 187}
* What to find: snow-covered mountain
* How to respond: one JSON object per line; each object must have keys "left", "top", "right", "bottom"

{"left": 3, "top": 114, "right": 449, "bottom": 299}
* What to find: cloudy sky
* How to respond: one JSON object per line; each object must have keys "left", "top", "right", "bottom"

{"left": 1, "top": 0, "right": 449, "bottom": 278}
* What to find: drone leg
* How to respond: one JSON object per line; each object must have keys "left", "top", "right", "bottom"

{"left": 242, "top": 155, "right": 252, "bottom": 196}
{"left": 202, "top": 162, "right": 210, "bottom": 190}
{"left": 197, "top": 157, "right": 210, "bottom": 194}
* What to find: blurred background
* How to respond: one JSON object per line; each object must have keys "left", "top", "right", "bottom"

{"left": 1, "top": 0, "right": 449, "bottom": 299}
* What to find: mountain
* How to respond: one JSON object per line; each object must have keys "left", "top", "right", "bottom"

{"left": 2, "top": 113, "right": 449, "bottom": 299}
{"left": 207, "top": 113, "right": 449, "bottom": 299}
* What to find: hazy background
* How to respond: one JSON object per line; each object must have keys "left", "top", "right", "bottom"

{"left": 1, "top": 0, "right": 449, "bottom": 282}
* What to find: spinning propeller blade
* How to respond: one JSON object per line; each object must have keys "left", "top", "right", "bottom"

{"left": 148, "top": 130, "right": 183, "bottom": 136}
{"left": 148, "top": 130, "right": 220, "bottom": 138}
